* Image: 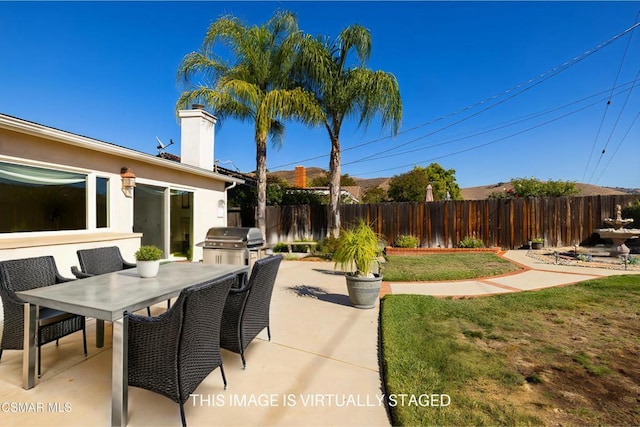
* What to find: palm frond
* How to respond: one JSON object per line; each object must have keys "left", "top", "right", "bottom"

{"left": 348, "top": 68, "right": 402, "bottom": 134}
{"left": 203, "top": 15, "right": 247, "bottom": 57}
{"left": 337, "top": 24, "right": 372, "bottom": 68}
{"left": 176, "top": 86, "right": 254, "bottom": 122}
{"left": 176, "top": 51, "right": 228, "bottom": 85}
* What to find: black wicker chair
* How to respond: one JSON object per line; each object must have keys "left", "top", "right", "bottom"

{"left": 220, "top": 254, "right": 283, "bottom": 369}
{"left": 71, "top": 246, "right": 168, "bottom": 315}
{"left": 0, "top": 256, "right": 87, "bottom": 377}
{"left": 71, "top": 246, "right": 136, "bottom": 279}
{"left": 127, "top": 273, "right": 236, "bottom": 427}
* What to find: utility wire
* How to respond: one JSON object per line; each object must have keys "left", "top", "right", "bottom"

{"left": 587, "top": 69, "right": 640, "bottom": 184}
{"left": 352, "top": 84, "right": 638, "bottom": 177}
{"left": 594, "top": 109, "right": 640, "bottom": 185}
{"left": 271, "top": 20, "right": 640, "bottom": 171}
{"left": 582, "top": 10, "right": 640, "bottom": 182}
{"left": 342, "top": 80, "right": 638, "bottom": 167}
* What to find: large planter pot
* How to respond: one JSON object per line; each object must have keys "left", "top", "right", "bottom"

{"left": 345, "top": 273, "right": 382, "bottom": 309}
{"left": 137, "top": 260, "right": 160, "bottom": 278}
{"left": 531, "top": 242, "right": 543, "bottom": 250}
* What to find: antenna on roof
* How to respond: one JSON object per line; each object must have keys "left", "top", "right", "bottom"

{"left": 156, "top": 136, "right": 174, "bottom": 154}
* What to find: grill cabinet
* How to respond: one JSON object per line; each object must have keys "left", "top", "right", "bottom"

{"left": 198, "top": 227, "right": 264, "bottom": 269}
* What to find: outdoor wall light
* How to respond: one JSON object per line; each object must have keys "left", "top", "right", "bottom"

{"left": 120, "top": 167, "right": 136, "bottom": 198}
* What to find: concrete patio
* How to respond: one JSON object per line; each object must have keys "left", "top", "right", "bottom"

{"left": 1, "top": 251, "right": 637, "bottom": 426}
{"left": 0, "top": 259, "right": 388, "bottom": 427}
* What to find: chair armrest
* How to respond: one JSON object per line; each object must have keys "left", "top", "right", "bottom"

{"left": 71, "top": 266, "right": 94, "bottom": 279}
{"left": 55, "top": 273, "right": 76, "bottom": 283}
{"left": 229, "top": 272, "right": 251, "bottom": 294}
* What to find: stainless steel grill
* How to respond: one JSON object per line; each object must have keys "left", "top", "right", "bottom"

{"left": 198, "top": 227, "right": 264, "bottom": 268}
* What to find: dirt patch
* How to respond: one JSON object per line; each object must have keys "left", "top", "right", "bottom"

{"left": 473, "top": 304, "right": 640, "bottom": 425}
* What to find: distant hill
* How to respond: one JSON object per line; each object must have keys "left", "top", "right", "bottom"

{"left": 268, "top": 168, "right": 638, "bottom": 200}
{"left": 461, "top": 183, "right": 638, "bottom": 200}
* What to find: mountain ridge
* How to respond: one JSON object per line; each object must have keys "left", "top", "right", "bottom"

{"left": 268, "top": 168, "right": 638, "bottom": 199}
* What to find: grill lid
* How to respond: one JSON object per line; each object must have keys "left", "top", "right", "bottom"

{"left": 199, "top": 227, "right": 264, "bottom": 248}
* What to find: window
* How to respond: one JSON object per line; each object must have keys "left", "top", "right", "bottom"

{"left": 0, "top": 162, "right": 87, "bottom": 232}
{"left": 170, "top": 190, "right": 193, "bottom": 259}
{"left": 96, "top": 177, "right": 109, "bottom": 228}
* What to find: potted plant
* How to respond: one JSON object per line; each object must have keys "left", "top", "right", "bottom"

{"left": 531, "top": 238, "right": 544, "bottom": 250}
{"left": 333, "top": 220, "right": 384, "bottom": 309}
{"left": 134, "top": 245, "right": 163, "bottom": 278}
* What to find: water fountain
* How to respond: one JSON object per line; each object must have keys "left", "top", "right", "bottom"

{"left": 595, "top": 204, "right": 640, "bottom": 257}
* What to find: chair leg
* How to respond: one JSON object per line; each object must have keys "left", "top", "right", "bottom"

{"left": 0, "top": 349, "right": 3, "bottom": 361}
{"left": 267, "top": 325, "right": 271, "bottom": 341}
{"left": 37, "top": 343, "right": 41, "bottom": 378}
{"left": 167, "top": 299, "right": 171, "bottom": 309}
{"left": 179, "top": 403, "right": 187, "bottom": 427}
{"left": 82, "top": 325, "right": 88, "bottom": 357}
{"left": 240, "top": 352, "right": 246, "bottom": 370}
{"left": 220, "top": 364, "right": 227, "bottom": 390}
{"left": 147, "top": 307, "right": 151, "bottom": 316}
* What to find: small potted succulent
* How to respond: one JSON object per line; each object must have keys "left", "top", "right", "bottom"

{"left": 134, "top": 245, "right": 163, "bottom": 278}
{"left": 333, "top": 220, "right": 384, "bottom": 309}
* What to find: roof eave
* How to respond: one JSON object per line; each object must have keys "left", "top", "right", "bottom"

{"left": 0, "top": 114, "right": 243, "bottom": 185}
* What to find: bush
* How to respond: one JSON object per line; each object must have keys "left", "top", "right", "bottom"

{"left": 317, "top": 236, "right": 341, "bottom": 257}
{"left": 272, "top": 240, "right": 317, "bottom": 254}
{"left": 459, "top": 236, "right": 483, "bottom": 248}
{"left": 395, "top": 235, "right": 419, "bottom": 248}
{"left": 622, "top": 201, "right": 640, "bottom": 227}
{"left": 272, "top": 243, "right": 289, "bottom": 253}
{"left": 135, "top": 245, "right": 163, "bottom": 261}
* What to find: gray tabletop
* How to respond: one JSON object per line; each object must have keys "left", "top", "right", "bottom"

{"left": 17, "top": 262, "right": 248, "bottom": 321}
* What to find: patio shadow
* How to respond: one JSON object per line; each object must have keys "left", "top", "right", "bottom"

{"left": 287, "top": 285, "right": 351, "bottom": 307}
{"left": 312, "top": 268, "right": 344, "bottom": 276}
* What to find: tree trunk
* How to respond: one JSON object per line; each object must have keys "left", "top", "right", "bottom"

{"left": 327, "top": 135, "right": 341, "bottom": 238}
{"left": 255, "top": 137, "right": 268, "bottom": 239}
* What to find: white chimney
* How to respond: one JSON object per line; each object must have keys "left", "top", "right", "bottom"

{"left": 178, "top": 104, "right": 217, "bottom": 170}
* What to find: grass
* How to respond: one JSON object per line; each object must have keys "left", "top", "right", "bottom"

{"left": 380, "top": 274, "right": 640, "bottom": 426}
{"left": 382, "top": 253, "right": 520, "bottom": 281}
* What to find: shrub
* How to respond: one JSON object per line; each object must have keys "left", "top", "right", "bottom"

{"left": 395, "top": 235, "right": 419, "bottom": 248}
{"left": 622, "top": 201, "right": 640, "bottom": 227}
{"left": 459, "top": 236, "right": 483, "bottom": 248}
{"left": 272, "top": 243, "right": 289, "bottom": 253}
{"left": 317, "top": 235, "right": 341, "bottom": 257}
{"left": 135, "top": 245, "right": 163, "bottom": 261}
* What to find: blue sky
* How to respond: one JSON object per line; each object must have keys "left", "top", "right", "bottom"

{"left": 1, "top": 1, "right": 639, "bottom": 189}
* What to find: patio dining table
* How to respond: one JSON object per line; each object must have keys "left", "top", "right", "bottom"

{"left": 16, "top": 262, "right": 248, "bottom": 427}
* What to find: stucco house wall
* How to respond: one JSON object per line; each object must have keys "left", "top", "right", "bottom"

{"left": 0, "top": 110, "right": 243, "bottom": 322}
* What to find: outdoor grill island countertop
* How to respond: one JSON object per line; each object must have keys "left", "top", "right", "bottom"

{"left": 16, "top": 261, "right": 248, "bottom": 427}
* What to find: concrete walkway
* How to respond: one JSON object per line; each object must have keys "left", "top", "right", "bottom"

{"left": 387, "top": 249, "right": 638, "bottom": 297}
{"left": 0, "top": 251, "right": 636, "bottom": 426}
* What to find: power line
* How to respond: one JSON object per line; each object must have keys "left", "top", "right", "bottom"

{"left": 594, "top": 109, "right": 640, "bottom": 185}
{"left": 271, "top": 20, "right": 640, "bottom": 171}
{"left": 351, "top": 83, "right": 640, "bottom": 177}
{"left": 587, "top": 69, "right": 640, "bottom": 184}
{"left": 582, "top": 10, "right": 640, "bottom": 182}
{"left": 341, "top": 80, "right": 637, "bottom": 167}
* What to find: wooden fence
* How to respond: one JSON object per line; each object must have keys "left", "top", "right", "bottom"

{"left": 264, "top": 195, "right": 639, "bottom": 249}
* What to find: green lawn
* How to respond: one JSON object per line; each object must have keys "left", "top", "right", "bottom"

{"left": 382, "top": 253, "right": 520, "bottom": 281}
{"left": 380, "top": 275, "right": 640, "bottom": 426}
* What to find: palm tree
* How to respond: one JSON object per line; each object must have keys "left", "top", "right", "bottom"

{"left": 176, "top": 11, "right": 322, "bottom": 237}
{"left": 294, "top": 25, "right": 402, "bottom": 237}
